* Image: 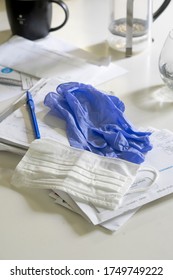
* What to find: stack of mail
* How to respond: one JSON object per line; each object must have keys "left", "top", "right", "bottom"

{"left": 48, "top": 127, "right": 173, "bottom": 231}
{"left": 1, "top": 35, "right": 173, "bottom": 231}
{"left": 1, "top": 77, "right": 173, "bottom": 231}
{"left": 11, "top": 128, "right": 173, "bottom": 231}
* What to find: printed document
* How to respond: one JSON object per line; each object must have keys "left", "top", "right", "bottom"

{"left": 1, "top": 78, "right": 173, "bottom": 231}
{"left": 0, "top": 65, "right": 38, "bottom": 121}
{"left": 0, "top": 36, "right": 127, "bottom": 85}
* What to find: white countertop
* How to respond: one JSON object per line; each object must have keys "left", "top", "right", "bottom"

{"left": 0, "top": 0, "right": 173, "bottom": 260}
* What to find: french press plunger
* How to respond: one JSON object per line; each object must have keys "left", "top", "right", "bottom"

{"left": 108, "top": 0, "right": 171, "bottom": 56}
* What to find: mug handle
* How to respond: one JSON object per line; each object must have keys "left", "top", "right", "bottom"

{"left": 153, "top": 0, "right": 171, "bottom": 21}
{"left": 49, "top": 0, "right": 69, "bottom": 32}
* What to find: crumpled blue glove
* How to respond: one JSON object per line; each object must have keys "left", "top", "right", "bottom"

{"left": 44, "top": 82, "right": 152, "bottom": 164}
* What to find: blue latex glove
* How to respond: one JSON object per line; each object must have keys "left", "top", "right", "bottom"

{"left": 44, "top": 82, "right": 152, "bottom": 164}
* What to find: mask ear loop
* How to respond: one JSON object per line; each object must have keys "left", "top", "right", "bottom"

{"left": 128, "top": 165, "right": 159, "bottom": 193}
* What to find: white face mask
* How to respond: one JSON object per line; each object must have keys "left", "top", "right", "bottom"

{"left": 11, "top": 138, "right": 148, "bottom": 210}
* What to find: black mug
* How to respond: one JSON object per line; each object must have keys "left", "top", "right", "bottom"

{"left": 5, "top": 0, "right": 69, "bottom": 40}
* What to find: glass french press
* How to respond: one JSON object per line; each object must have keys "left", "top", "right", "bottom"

{"left": 108, "top": 0, "right": 171, "bottom": 56}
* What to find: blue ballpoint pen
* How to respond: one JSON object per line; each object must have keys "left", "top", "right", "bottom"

{"left": 26, "top": 91, "right": 41, "bottom": 139}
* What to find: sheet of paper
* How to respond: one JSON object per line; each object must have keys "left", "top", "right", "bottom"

{"left": 49, "top": 191, "right": 78, "bottom": 213}
{"left": 0, "top": 75, "right": 142, "bottom": 231}
{"left": 0, "top": 65, "right": 38, "bottom": 95}
{"left": 64, "top": 129, "right": 173, "bottom": 226}
{"left": 0, "top": 65, "right": 22, "bottom": 111}
{"left": 0, "top": 36, "right": 127, "bottom": 85}
{"left": 0, "top": 142, "right": 26, "bottom": 155}
{"left": 100, "top": 208, "right": 140, "bottom": 231}
{"left": 52, "top": 129, "right": 173, "bottom": 231}
{"left": 0, "top": 65, "right": 38, "bottom": 121}
{"left": 0, "top": 78, "right": 69, "bottom": 149}
{"left": 1, "top": 77, "right": 173, "bottom": 231}
{"left": 1, "top": 78, "right": 173, "bottom": 215}
{"left": 1, "top": 77, "right": 128, "bottom": 150}
{"left": 52, "top": 189, "right": 139, "bottom": 231}
{"left": 34, "top": 34, "right": 109, "bottom": 66}
{"left": 0, "top": 65, "right": 22, "bottom": 88}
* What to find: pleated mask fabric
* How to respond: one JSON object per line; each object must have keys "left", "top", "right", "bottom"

{"left": 11, "top": 138, "right": 140, "bottom": 210}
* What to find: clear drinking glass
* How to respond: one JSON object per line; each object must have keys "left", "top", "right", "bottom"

{"left": 157, "top": 29, "right": 173, "bottom": 102}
